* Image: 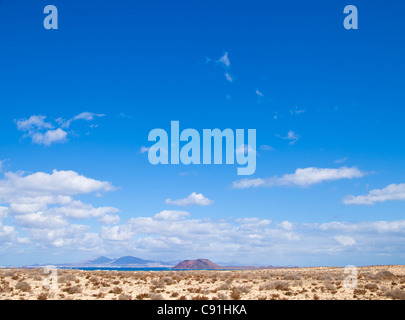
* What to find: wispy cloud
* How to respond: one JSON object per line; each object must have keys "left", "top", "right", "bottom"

{"left": 334, "top": 157, "right": 348, "bottom": 164}
{"left": 224, "top": 72, "right": 233, "bottom": 82}
{"left": 260, "top": 145, "right": 273, "bottom": 151}
{"left": 139, "top": 146, "right": 149, "bottom": 154}
{"left": 343, "top": 183, "right": 405, "bottom": 205}
{"left": 232, "top": 166, "right": 365, "bottom": 189}
{"left": 218, "top": 52, "right": 230, "bottom": 67}
{"left": 290, "top": 106, "right": 305, "bottom": 115}
{"left": 255, "top": 89, "right": 263, "bottom": 97}
{"left": 282, "top": 130, "right": 300, "bottom": 145}
{"left": 58, "top": 112, "right": 105, "bottom": 128}
{"left": 165, "top": 192, "right": 213, "bottom": 207}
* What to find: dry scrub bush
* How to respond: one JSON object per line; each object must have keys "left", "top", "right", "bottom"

{"left": 376, "top": 271, "right": 396, "bottom": 280}
{"left": 364, "top": 283, "right": 378, "bottom": 292}
{"left": 385, "top": 289, "right": 405, "bottom": 300}
{"left": 213, "top": 293, "right": 228, "bottom": 300}
{"left": 283, "top": 274, "right": 302, "bottom": 281}
{"left": 270, "top": 280, "right": 290, "bottom": 291}
{"left": 148, "top": 293, "right": 164, "bottom": 300}
{"left": 192, "top": 295, "right": 209, "bottom": 300}
{"left": 15, "top": 281, "right": 31, "bottom": 292}
{"left": 109, "top": 287, "right": 123, "bottom": 294}
{"left": 217, "top": 283, "right": 231, "bottom": 291}
{"left": 67, "top": 286, "right": 82, "bottom": 294}
{"left": 37, "top": 292, "right": 48, "bottom": 300}
{"left": 118, "top": 294, "right": 132, "bottom": 300}
{"left": 135, "top": 293, "right": 149, "bottom": 300}
{"left": 152, "top": 279, "right": 166, "bottom": 289}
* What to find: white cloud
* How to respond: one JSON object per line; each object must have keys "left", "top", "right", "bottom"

{"left": 0, "top": 169, "right": 118, "bottom": 243}
{"left": 1, "top": 169, "right": 114, "bottom": 196}
{"left": 224, "top": 72, "right": 233, "bottom": 82}
{"left": 16, "top": 115, "right": 53, "bottom": 132}
{"left": 14, "top": 212, "right": 68, "bottom": 229}
{"left": 235, "top": 144, "right": 256, "bottom": 155}
{"left": 255, "top": 89, "right": 263, "bottom": 97}
{"left": 93, "top": 213, "right": 405, "bottom": 265}
{"left": 233, "top": 166, "right": 365, "bottom": 189}
{"left": 154, "top": 210, "right": 190, "bottom": 220}
{"left": 334, "top": 157, "right": 348, "bottom": 164}
{"left": 98, "top": 214, "right": 120, "bottom": 225}
{"left": 140, "top": 146, "right": 149, "bottom": 154}
{"left": 31, "top": 128, "right": 67, "bottom": 146}
{"left": 60, "top": 112, "right": 106, "bottom": 128}
{"left": 343, "top": 183, "right": 405, "bottom": 205}
{"left": 279, "top": 221, "right": 294, "bottom": 231}
{"left": 165, "top": 193, "right": 213, "bottom": 207}
{"left": 16, "top": 112, "right": 104, "bottom": 146}
{"left": 282, "top": 130, "right": 300, "bottom": 145}
{"left": 218, "top": 52, "right": 230, "bottom": 67}
{"left": 15, "top": 115, "right": 67, "bottom": 146}
{"left": 260, "top": 145, "right": 273, "bottom": 151}
{"left": 335, "top": 235, "right": 356, "bottom": 246}
{"left": 290, "top": 106, "right": 305, "bottom": 115}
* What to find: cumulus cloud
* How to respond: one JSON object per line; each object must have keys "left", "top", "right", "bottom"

{"left": 2, "top": 188, "right": 405, "bottom": 265}
{"left": 16, "top": 112, "right": 104, "bottom": 146}
{"left": 343, "top": 183, "right": 405, "bottom": 205}
{"left": 16, "top": 115, "right": 67, "bottom": 146}
{"left": 31, "top": 128, "right": 68, "bottom": 146}
{"left": 16, "top": 115, "right": 53, "bottom": 131}
{"left": 165, "top": 193, "right": 213, "bottom": 207}
{"left": 0, "top": 169, "right": 118, "bottom": 246}
{"left": 233, "top": 166, "right": 365, "bottom": 189}
{"left": 334, "top": 235, "right": 356, "bottom": 246}
{"left": 94, "top": 213, "right": 405, "bottom": 265}
{"left": 0, "top": 169, "right": 114, "bottom": 195}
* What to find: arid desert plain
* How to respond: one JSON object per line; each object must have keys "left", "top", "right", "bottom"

{"left": 1, "top": 265, "right": 404, "bottom": 300}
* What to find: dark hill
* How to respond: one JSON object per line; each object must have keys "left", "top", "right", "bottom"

{"left": 172, "top": 259, "right": 221, "bottom": 270}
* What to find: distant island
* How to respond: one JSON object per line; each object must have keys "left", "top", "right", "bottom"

{"left": 172, "top": 258, "right": 285, "bottom": 270}
{"left": 172, "top": 259, "right": 221, "bottom": 270}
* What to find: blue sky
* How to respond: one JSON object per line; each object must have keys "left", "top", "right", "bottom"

{"left": 0, "top": 0, "right": 405, "bottom": 267}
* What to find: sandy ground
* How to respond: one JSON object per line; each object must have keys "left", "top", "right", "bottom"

{"left": 0, "top": 265, "right": 404, "bottom": 300}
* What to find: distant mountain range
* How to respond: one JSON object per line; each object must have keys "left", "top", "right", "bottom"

{"left": 29, "top": 256, "right": 288, "bottom": 270}
{"left": 38, "top": 256, "right": 175, "bottom": 268}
